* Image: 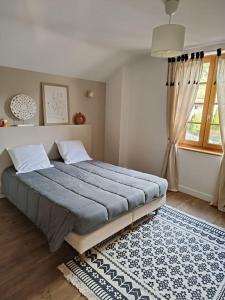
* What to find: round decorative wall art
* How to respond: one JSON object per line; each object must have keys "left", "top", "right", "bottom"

{"left": 10, "top": 94, "right": 37, "bottom": 120}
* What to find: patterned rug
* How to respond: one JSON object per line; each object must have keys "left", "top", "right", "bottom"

{"left": 59, "top": 205, "right": 225, "bottom": 300}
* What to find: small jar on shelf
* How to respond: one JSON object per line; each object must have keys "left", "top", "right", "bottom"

{"left": 0, "top": 119, "right": 8, "bottom": 127}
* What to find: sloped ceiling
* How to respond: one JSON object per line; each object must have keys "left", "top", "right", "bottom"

{"left": 0, "top": 0, "right": 224, "bottom": 81}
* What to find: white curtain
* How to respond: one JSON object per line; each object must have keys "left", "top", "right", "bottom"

{"left": 213, "top": 56, "right": 225, "bottom": 211}
{"left": 162, "top": 57, "right": 203, "bottom": 191}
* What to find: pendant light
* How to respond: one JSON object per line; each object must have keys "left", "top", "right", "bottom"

{"left": 151, "top": 0, "right": 185, "bottom": 58}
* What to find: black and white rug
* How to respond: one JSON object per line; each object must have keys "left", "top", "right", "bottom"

{"left": 59, "top": 205, "right": 225, "bottom": 300}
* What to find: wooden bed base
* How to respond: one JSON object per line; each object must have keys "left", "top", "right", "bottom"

{"left": 64, "top": 195, "right": 166, "bottom": 258}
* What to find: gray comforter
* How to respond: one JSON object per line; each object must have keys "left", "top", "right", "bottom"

{"left": 2, "top": 160, "right": 167, "bottom": 252}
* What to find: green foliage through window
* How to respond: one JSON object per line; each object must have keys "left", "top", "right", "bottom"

{"left": 182, "top": 55, "right": 222, "bottom": 151}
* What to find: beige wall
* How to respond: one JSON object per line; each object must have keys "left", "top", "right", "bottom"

{"left": 0, "top": 66, "right": 106, "bottom": 160}
{"left": 104, "top": 68, "right": 123, "bottom": 165}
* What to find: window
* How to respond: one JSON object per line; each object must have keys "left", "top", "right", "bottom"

{"left": 180, "top": 55, "right": 223, "bottom": 153}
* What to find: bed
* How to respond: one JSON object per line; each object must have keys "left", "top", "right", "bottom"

{"left": 0, "top": 125, "right": 167, "bottom": 256}
{"left": 2, "top": 159, "right": 167, "bottom": 254}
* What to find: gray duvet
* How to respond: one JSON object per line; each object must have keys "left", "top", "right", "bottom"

{"left": 2, "top": 160, "right": 167, "bottom": 252}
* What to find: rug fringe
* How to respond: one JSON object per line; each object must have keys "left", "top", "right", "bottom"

{"left": 58, "top": 264, "right": 99, "bottom": 300}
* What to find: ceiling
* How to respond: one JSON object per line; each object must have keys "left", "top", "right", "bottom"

{"left": 0, "top": 0, "right": 225, "bottom": 82}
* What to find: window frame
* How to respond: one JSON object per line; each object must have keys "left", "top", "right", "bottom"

{"left": 179, "top": 55, "right": 223, "bottom": 153}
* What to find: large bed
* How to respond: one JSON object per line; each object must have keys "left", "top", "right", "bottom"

{"left": 2, "top": 159, "right": 167, "bottom": 254}
{"left": 0, "top": 125, "right": 167, "bottom": 256}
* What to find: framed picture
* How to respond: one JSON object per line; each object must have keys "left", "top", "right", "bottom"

{"left": 41, "top": 83, "right": 70, "bottom": 125}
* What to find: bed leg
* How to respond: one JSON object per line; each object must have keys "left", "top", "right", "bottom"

{"left": 79, "top": 253, "right": 86, "bottom": 261}
{"left": 154, "top": 208, "right": 160, "bottom": 216}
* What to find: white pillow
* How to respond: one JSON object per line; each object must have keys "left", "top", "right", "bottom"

{"left": 56, "top": 140, "right": 92, "bottom": 164}
{"left": 7, "top": 144, "right": 53, "bottom": 174}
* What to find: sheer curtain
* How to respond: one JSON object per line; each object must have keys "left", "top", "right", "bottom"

{"left": 213, "top": 55, "right": 225, "bottom": 212}
{"left": 162, "top": 56, "right": 203, "bottom": 191}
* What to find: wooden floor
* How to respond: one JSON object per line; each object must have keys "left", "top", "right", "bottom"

{"left": 0, "top": 192, "right": 225, "bottom": 300}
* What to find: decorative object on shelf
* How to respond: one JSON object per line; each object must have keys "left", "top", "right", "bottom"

{"left": 73, "top": 112, "right": 86, "bottom": 125}
{"left": 10, "top": 94, "right": 37, "bottom": 121}
{"left": 151, "top": 0, "right": 185, "bottom": 58}
{"left": 42, "top": 83, "right": 69, "bottom": 125}
{"left": 0, "top": 119, "right": 8, "bottom": 127}
{"left": 86, "top": 90, "right": 94, "bottom": 99}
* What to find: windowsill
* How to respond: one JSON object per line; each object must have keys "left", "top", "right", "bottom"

{"left": 178, "top": 145, "right": 223, "bottom": 156}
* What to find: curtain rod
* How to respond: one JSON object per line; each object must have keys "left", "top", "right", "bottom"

{"left": 168, "top": 48, "right": 222, "bottom": 62}
{"left": 186, "top": 48, "right": 222, "bottom": 57}
{"left": 204, "top": 48, "right": 224, "bottom": 56}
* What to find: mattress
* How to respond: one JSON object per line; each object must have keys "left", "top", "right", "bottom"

{"left": 2, "top": 160, "right": 168, "bottom": 252}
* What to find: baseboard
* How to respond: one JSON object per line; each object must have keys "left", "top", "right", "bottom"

{"left": 0, "top": 193, "right": 5, "bottom": 199}
{"left": 179, "top": 185, "right": 213, "bottom": 203}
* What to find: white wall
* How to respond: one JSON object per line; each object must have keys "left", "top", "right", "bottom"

{"left": 105, "top": 53, "right": 221, "bottom": 202}
{"left": 178, "top": 150, "right": 221, "bottom": 202}
{"left": 105, "top": 55, "right": 168, "bottom": 176}
{"left": 121, "top": 55, "right": 168, "bottom": 176}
